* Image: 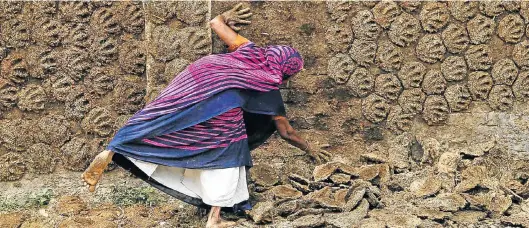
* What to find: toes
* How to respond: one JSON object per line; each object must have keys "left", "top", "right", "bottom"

{"left": 89, "top": 185, "right": 96, "bottom": 192}
{"left": 82, "top": 172, "right": 90, "bottom": 181}
{"left": 83, "top": 174, "right": 99, "bottom": 186}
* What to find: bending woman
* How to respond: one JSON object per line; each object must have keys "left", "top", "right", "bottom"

{"left": 82, "top": 4, "right": 331, "bottom": 228}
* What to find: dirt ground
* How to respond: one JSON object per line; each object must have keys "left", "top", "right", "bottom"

{"left": 2, "top": 1, "right": 529, "bottom": 227}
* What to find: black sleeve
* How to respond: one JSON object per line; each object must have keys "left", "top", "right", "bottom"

{"left": 241, "top": 89, "right": 286, "bottom": 150}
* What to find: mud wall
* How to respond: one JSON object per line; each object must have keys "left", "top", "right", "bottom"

{"left": 1, "top": 1, "right": 529, "bottom": 226}
{"left": 0, "top": 1, "right": 212, "bottom": 179}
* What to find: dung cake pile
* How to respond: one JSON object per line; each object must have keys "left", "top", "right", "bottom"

{"left": 247, "top": 134, "right": 529, "bottom": 227}
{"left": 248, "top": 162, "right": 384, "bottom": 228}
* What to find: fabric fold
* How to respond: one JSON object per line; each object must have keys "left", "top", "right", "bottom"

{"left": 106, "top": 41, "right": 303, "bottom": 210}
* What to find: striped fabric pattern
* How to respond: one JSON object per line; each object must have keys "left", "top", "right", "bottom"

{"left": 141, "top": 108, "right": 247, "bottom": 150}
{"left": 123, "top": 42, "right": 303, "bottom": 150}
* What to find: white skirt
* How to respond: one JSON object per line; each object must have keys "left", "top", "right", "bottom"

{"left": 126, "top": 156, "right": 250, "bottom": 207}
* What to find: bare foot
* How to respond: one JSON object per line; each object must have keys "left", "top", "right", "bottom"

{"left": 206, "top": 206, "right": 237, "bottom": 228}
{"left": 82, "top": 150, "right": 114, "bottom": 192}
{"left": 205, "top": 220, "right": 236, "bottom": 228}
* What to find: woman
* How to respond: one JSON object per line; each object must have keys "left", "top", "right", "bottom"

{"left": 82, "top": 4, "right": 331, "bottom": 228}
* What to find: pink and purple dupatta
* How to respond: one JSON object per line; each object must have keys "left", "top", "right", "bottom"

{"left": 107, "top": 42, "right": 303, "bottom": 169}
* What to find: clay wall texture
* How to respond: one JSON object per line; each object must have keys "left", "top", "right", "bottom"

{"left": 0, "top": 1, "right": 212, "bottom": 177}
{"left": 1, "top": 1, "right": 529, "bottom": 227}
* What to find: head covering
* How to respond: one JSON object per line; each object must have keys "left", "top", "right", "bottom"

{"left": 125, "top": 42, "right": 302, "bottom": 124}
{"left": 265, "top": 45, "right": 304, "bottom": 81}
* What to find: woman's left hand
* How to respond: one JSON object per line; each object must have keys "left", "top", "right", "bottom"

{"left": 307, "top": 147, "right": 332, "bottom": 164}
{"left": 220, "top": 3, "right": 252, "bottom": 31}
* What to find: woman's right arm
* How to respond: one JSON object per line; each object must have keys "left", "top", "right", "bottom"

{"left": 209, "top": 4, "right": 252, "bottom": 51}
